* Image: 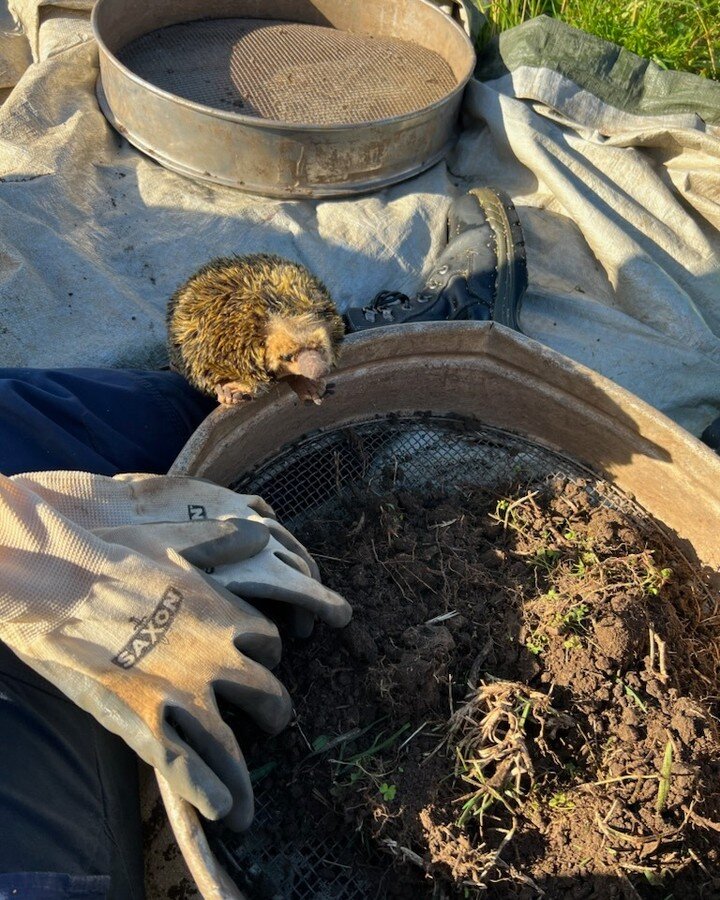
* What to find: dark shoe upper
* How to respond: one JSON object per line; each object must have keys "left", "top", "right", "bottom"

{"left": 701, "top": 416, "right": 720, "bottom": 454}
{"left": 343, "top": 187, "right": 527, "bottom": 333}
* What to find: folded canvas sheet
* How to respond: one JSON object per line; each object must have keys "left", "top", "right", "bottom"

{"left": 0, "top": 1, "right": 718, "bottom": 437}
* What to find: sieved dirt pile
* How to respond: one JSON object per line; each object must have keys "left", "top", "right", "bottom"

{"left": 222, "top": 475, "right": 720, "bottom": 899}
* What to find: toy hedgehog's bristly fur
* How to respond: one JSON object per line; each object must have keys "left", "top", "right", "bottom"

{"left": 167, "top": 253, "right": 345, "bottom": 405}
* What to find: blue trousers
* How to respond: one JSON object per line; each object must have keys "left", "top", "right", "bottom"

{"left": 0, "top": 369, "right": 215, "bottom": 900}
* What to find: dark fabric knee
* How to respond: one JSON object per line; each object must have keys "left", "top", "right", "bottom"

{"left": 0, "top": 368, "right": 215, "bottom": 477}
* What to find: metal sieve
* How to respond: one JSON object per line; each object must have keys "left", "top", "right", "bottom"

{"left": 211, "top": 415, "right": 644, "bottom": 898}
{"left": 91, "top": 0, "right": 475, "bottom": 197}
{"left": 164, "top": 323, "right": 720, "bottom": 899}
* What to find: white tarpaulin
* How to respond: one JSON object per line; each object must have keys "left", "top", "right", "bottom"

{"left": 1, "top": 1, "right": 719, "bottom": 437}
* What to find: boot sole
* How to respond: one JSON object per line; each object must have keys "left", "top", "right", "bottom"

{"left": 468, "top": 187, "right": 527, "bottom": 332}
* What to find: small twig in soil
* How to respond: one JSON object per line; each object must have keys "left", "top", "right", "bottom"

{"left": 304, "top": 727, "right": 364, "bottom": 760}
{"left": 689, "top": 810, "right": 720, "bottom": 832}
{"left": 467, "top": 637, "right": 495, "bottom": 689}
{"left": 370, "top": 537, "right": 413, "bottom": 601}
{"left": 494, "top": 859, "right": 546, "bottom": 895}
{"left": 688, "top": 847, "right": 713, "bottom": 877}
{"left": 649, "top": 627, "right": 669, "bottom": 682}
{"left": 595, "top": 812, "right": 673, "bottom": 850}
{"left": 425, "top": 610, "right": 459, "bottom": 625}
{"left": 587, "top": 773, "right": 658, "bottom": 788}
{"left": 613, "top": 867, "right": 643, "bottom": 900}
{"left": 473, "top": 821, "right": 517, "bottom": 887}
{"left": 492, "top": 490, "right": 539, "bottom": 531}
{"left": 398, "top": 721, "right": 430, "bottom": 752}
{"left": 617, "top": 862, "right": 665, "bottom": 882}
{"left": 602, "top": 799, "right": 620, "bottom": 824}
{"left": 382, "top": 838, "right": 427, "bottom": 870}
{"left": 293, "top": 715, "right": 313, "bottom": 751}
{"left": 432, "top": 518, "right": 460, "bottom": 529}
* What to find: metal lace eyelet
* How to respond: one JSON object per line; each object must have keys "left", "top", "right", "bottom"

{"left": 438, "top": 265, "right": 449, "bottom": 275}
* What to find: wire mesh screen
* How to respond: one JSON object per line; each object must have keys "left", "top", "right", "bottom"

{"left": 211, "top": 796, "right": 385, "bottom": 900}
{"left": 222, "top": 414, "right": 639, "bottom": 898}
{"left": 118, "top": 18, "right": 457, "bottom": 125}
{"left": 231, "top": 415, "right": 619, "bottom": 530}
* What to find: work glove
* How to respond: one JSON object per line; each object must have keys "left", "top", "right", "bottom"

{"left": 11, "top": 471, "right": 352, "bottom": 635}
{"left": 0, "top": 476, "right": 296, "bottom": 829}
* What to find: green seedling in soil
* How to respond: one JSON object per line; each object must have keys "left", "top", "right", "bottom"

{"left": 563, "top": 761, "right": 581, "bottom": 779}
{"left": 529, "top": 547, "right": 561, "bottom": 573}
{"left": 656, "top": 738, "right": 674, "bottom": 815}
{"left": 640, "top": 869, "right": 666, "bottom": 888}
{"left": 620, "top": 681, "right": 648, "bottom": 713}
{"left": 548, "top": 791, "right": 576, "bottom": 810}
{"left": 330, "top": 722, "right": 411, "bottom": 798}
{"left": 379, "top": 782, "right": 397, "bottom": 801}
{"left": 554, "top": 602, "right": 589, "bottom": 632}
{"left": 526, "top": 630, "right": 549, "bottom": 655}
{"left": 341, "top": 722, "right": 411, "bottom": 767}
{"left": 249, "top": 761, "right": 277, "bottom": 785}
{"left": 572, "top": 551, "right": 599, "bottom": 577}
{"left": 643, "top": 565, "right": 673, "bottom": 596}
{"left": 456, "top": 781, "right": 495, "bottom": 828}
{"left": 492, "top": 492, "right": 540, "bottom": 534}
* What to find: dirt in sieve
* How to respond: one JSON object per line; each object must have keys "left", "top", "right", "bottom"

{"left": 218, "top": 475, "right": 720, "bottom": 899}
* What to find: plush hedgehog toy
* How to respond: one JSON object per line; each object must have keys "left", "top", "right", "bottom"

{"left": 167, "top": 254, "right": 345, "bottom": 405}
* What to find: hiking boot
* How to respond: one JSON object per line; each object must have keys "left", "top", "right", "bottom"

{"left": 701, "top": 416, "right": 720, "bottom": 455}
{"left": 343, "top": 187, "right": 527, "bottom": 333}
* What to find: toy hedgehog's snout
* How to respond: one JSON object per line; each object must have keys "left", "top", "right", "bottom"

{"left": 290, "top": 349, "right": 332, "bottom": 381}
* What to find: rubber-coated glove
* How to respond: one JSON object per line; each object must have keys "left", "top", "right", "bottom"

{"left": 0, "top": 476, "right": 291, "bottom": 830}
{"left": 94, "top": 519, "right": 350, "bottom": 633}
{"left": 11, "top": 471, "right": 352, "bottom": 635}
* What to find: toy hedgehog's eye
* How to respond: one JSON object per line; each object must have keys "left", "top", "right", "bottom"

{"left": 281, "top": 353, "right": 294, "bottom": 362}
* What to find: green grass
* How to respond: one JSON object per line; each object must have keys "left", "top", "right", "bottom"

{"left": 477, "top": 0, "right": 719, "bottom": 80}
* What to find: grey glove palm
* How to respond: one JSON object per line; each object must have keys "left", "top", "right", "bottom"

{"left": 13, "top": 471, "right": 351, "bottom": 634}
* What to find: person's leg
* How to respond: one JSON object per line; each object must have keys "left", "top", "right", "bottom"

{"left": 0, "top": 642, "right": 143, "bottom": 900}
{"left": 0, "top": 367, "right": 215, "bottom": 476}
{"left": 0, "top": 367, "right": 215, "bottom": 899}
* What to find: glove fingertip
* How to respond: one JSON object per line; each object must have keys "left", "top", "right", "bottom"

{"left": 223, "top": 798, "right": 255, "bottom": 832}
{"left": 318, "top": 593, "right": 353, "bottom": 629}
{"left": 329, "top": 601, "right": 353, "bottom": 629}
